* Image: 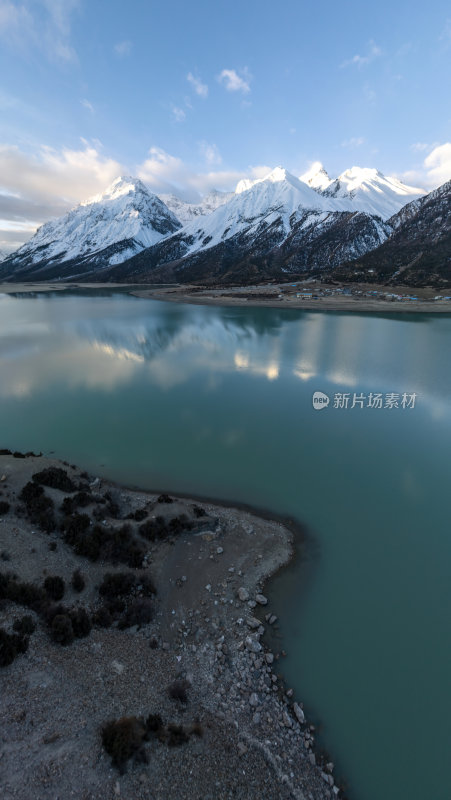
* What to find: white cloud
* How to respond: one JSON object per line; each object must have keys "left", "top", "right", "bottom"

{"left": 187, "top": 72, "right": 208, "bottom": 98}
{"left": 0, "top": 140, "right": 124, "bottom": 243}
{"left": 114, "top": 40, "right": 132, "bottom": 57}
{"left": 81, "top": 98, "right": 94, "bottom": 113}
{"left": 199, "top": 141, "right": 222, "bottom": 166}
{"left": 341, "top": 137, "right": 365, "bottom": 148}
{"left": 410, "top": 142, "right": 431, "bottom": 152}
{"left": 0, "top": 140, "right": 272, "bottom": 250}
{"left": 423, "top": 143, "right": 451, "bottom": 185}
{"left": 341, "top": 40, "right": 382, "bottom": 69}
{"left": 402, "top": 142, "right": 451, "bottom": 188}
{"left": 137, "top": 146, "right": 270, "bottom": 201}
{"left": 0, "top": 0, "right": 79, "bottom": 62}
{"left": 218, "top": 68, "right": 251, "bottom": 93}
{"left": 171, "top": 105, "right": 186, "bottom": 123}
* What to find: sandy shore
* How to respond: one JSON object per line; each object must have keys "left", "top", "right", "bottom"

{"left": 0, "top": 453, "right": 339, "bottom": 800}
{"left": 1, "top": 281, "right": 451, "bottom": 313}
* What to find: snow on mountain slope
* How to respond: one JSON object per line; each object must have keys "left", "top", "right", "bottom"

{"left": 179, "top": 167, "right": 331, "bottom": 256}
{"left": 299, "top": 161, "right": 333, "bottom": 190}
{"left": 233, "top": 164, "right": 422, "bottom": 220}
{"left": 0, "top": 249, "right": 8, "bottom": 263}
{"left": 158, "top": 189, "right": 233, "bottom": 224}
{"left": 320, "top": 167, "right": 425, "bottom": 219}
{"left": 7, "top": 176, "right": 181, "bottom": 269}
{"left": 331, "top": 179, "right": 451, "bottom": 286}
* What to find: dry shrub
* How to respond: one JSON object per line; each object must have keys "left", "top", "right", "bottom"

{"left": 167, "top": 724, "right": 189, "bottom": 746}
{"left": 118, "top": 598, "right": 153, "bottom": 629}
{"left": 13, "top": 615, "right": 36, "bottom": 635}
{"left": 19, "top": 482, "right": 55, "bottom": 532}
{"left": 71, "top": 569, "right": 85, "bottom": 593}
{"left": 50, "top": 614, "right": 74, "bottom": 646}
{"left": 32, "top": 467, "right": 77, "bottom": 493}
{"left": 168, "top": 679, "right": 189, "bottom": 705}
{"left": 43, "top": 575, "right": 65, "bottom": 601}
{"left": 0, "top": 628, "right": 28, "bottom": 667}
{"left": 101, "top": 716, "right": 148, "bottom": 773}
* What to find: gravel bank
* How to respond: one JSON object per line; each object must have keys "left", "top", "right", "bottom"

{"left": 0, "top": 453, "right": 342, "bottom": 800}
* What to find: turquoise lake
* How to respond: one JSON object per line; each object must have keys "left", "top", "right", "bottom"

{"left": 1, "top": 289, "right": 450, "bottom": 800}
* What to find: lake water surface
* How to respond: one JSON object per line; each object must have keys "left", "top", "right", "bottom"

{"left": 1, "top": 289, "right": 450, "bottom": 800}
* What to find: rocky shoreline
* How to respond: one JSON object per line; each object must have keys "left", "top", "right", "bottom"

{"left": 0, "top": 453, "right": 343, "bottom": 799}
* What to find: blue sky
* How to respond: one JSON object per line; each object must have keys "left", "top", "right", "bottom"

{"left": 0, "top": 0, "right": 450, "bottom": 250}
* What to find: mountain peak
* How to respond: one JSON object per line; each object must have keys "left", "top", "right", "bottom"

{"left": 82, "top": 175, "right": 150, "bottom": 206}
{"left": 4, "top": 174, "right": 181, "bottom": 275}
{"left": 323, "top": 167, "right": 425, "bottom": 218}
{"left": 266, "top": 166, "right": 289, "bottom": 182}
{"left": 337, "top": 166, "right": 381, "bottom": 184}
{"left": 299, "top": 161, "right": 332, "bottom": 190}
{"left": 235, "top": 166, "right": 305, "bottom": 194}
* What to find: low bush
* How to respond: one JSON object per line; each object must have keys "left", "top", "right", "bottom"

{"left": 71, "top": 569, "right": 85, "bottom": 593}
{"left": 43, "top": 575, "right": 65, "bottom": 601}
{"left": 192, "top": 504, "right": 206, "bottom": 518}
{"left": 140, "top": 514, "right": 193, "bottom": 541}
{"left": 106, "top": 597, "right": 126, "bottom": 616}
{"left": 145, "top": 713, "right": 164, "bottom": 735}
{"left": 0, "top": 573, "right": 46, "bottom": 613}
{"left": 190, "top": 720, "right": 203, "bottom": 738}
{"left": 50, "top": 613, "right": 74, "bottom": 645}
{"left": 157, "top": 494, "right": 173, "bottom": 504}
{"left": 167, "top": 723, "right": 189, "bottom": 746}
{"left": 169, "top": 514, "right": 193, "bottom": 535}
{"left": 32, "top": 467, "right": 77, "bottom": 493}
{"left": 118, "top": 598, "right": 153, "bottom": 629}
{"left": 167, "top": 679, "right": 189, "bottom": 705}
{"left": 19, "top": 482, "right": 55, "bottom": 532}
{"left": 92, "top": 606, "right": 113, "bottom": 628}
{"left": 70, "top": 607, "right": 91, "bottom": 638}
{"left": 103, "top": 491, "right": 120, "bottom": 519}
{"left": 63, "top": 520, "right": 146, "bottom": 567}
{"left": 61, "top": 492, "right": 93, "bottom": 515}
{"left": 101, "top": 716, "right": 148, "bottom": 773}
{"left": 0, "top": 627, "right": 28, "bottom": 667}
{"left": 139, "top": 516, "right": 168, "bottom": 541}
{"left": 13, "top": 615, "right": 36, "bottom": 635}
{"left": 99, "top": 572, "right": 136, "bottom": 599}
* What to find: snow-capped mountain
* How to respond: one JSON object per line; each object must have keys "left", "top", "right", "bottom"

{"left": 101, "top": 168, "right": 393, "bottom": 285}
{"left": 299, "top": 162, "right": 333, "bottom": 191}
{"left": 179, "top": 167, "right": 330, "bottom": 254}
{"left": 0, "top": 162, "right": 441, "bottom": 287}
{"left": 319, "top": 167, "right": 425, "bottom": 219}
{"left": 330, "top": 179, "right": 451, "bottom": 286}
{"left": 0, "top": 176, "right": 181, "bottom": 280}
{"left": 217, "top": 163, "right": 423, "bottom": 220}
{"left": 0, "top": 249, "right": 8, "bottom": 263}
{"left": 158, "top": 189, "right": 233, "bottom": 224}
